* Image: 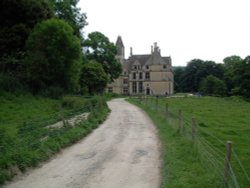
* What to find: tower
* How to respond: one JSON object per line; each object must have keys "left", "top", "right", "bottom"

{"left": 115, "top": 36, "right": 125, "bottom": 60}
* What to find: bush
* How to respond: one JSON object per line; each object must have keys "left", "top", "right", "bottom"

{"left": 199, "top": 75, "right": 227, "bottom": 96}
{"left": 61, "top": 96, "right": 87, "bottom": 109}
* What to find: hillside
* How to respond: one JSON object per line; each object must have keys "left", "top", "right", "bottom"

{"left": 0, "top": 93, "right": 109, "bottom": 184}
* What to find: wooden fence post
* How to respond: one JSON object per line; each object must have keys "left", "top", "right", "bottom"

{"left": 192, "top": 117, "right": 196, "bottom": 143}
{"left": 224, "top": 141, "right": 233, "bottom": 187}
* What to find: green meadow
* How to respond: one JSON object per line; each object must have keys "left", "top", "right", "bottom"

{"left": 129, "top": 96, "right": 250, "bottom": 188}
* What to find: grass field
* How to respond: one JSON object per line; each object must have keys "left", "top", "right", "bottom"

{"left": 129, "top": 96, "right": 250, "bottom": 188}
{"left": 0, "top": 93, "right": 110, "bottom": 184}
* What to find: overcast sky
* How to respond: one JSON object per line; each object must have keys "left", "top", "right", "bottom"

{"left": 79, "top": 0, "right": 250, "bottom": 66}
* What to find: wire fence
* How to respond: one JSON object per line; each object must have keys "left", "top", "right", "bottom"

{"left": 134, "top": 96, "right": 250, "bottom": 188}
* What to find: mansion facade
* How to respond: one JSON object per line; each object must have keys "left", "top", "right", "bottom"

{"left": 107, "top": 36, "right": 174, "bottom": 95}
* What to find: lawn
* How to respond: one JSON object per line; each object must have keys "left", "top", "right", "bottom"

{"left": 129, "top": 96, "right": 250, "bottom": 188}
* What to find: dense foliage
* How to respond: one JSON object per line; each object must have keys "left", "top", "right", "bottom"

{"left": 48, "top": 0, "right": 87, "bottom": 40}
{"left": 0, "top": 0, "right": 120, "bottom": 96}
{"left": 0, "top": 0, "right": 53, "bottom": 86}
{"left": 174, "top": 56, "right": 250, "bottom": 98}
{"left": 80, "top": 60, "right": 108, "bottom": 94}
{"left": 199, "top": 75, "right": 227, "bottom": 96}
{"left": 25, "top": 19, "right": 82, "bottom": 95}
{"left": 83, "top": 32, "right": 122, "bottom": 81}
{"left": 0, "top": 0, "right": 53, "bottom": 58}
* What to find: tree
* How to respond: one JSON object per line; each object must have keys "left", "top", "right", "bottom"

{"left": 173, "top": 66, "right": 185, "bottom": 92}
{"left": 25, "top": 19, "right": 82, "bottom": 95}
{"left": 80, "top": 60, "right": 108, "bottom": 94}
{"left": 231, "top": 56, "right": 250, "bottom": 98}
{"left": 0, "top": 0, "right": 53, "bottom": 58}
{"left": 0, "top": 0, "right": 53, "bottom": 93}
{"left": 48, "top": 0, "right": 87, "bottom": 40}
{"left": 199, "top": 75, "right": 226, "bottom": 96}
{"left": 83, "top": 32, "right": 122, "bottom": 81}
{"left": 223, "top": 55, "right": 243, "bottom": 94}
{"left": 179, "top": 59, "right": 224, "bottom": 92}
{"left": 178, "top": 59, "right": 202, "bottom": 92}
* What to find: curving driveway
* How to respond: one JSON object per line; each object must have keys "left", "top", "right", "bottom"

{"left": 4, "top": 98, "right": 161, "bottom": 188}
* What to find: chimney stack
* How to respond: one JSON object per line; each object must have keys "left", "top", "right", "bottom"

{"left": 153, "top": 42, "right": 158, "bottom": 52}
{"left": 130, "top": 47, "right": 133, "bottom": 56}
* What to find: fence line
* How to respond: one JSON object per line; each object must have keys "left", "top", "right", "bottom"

{"left": 133, "top": 96, "right": 249, "bottom": 188}
{"left": 232, "top": 149, "right": 250, "bottom": 184}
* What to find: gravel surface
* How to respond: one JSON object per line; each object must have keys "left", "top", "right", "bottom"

{"left": 4, "top": 98, "right": 161, "bottom": 188}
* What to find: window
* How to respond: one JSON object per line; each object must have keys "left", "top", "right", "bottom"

{"left": 139, "top": 72, "right": 142, "bottom": 79}
{"left": 145, "top": 72, "right": 149, "bottom": 79}
{"left": 108, "top": 87, "right": 113, "bottom": 93}
{"left": 163, "top": 65, "right": 167, "bottom": 69}
{"left": 133, "top": 65, "right": 137, "bottom": 70}
{"left": 123, "top": 87, "right": 128, "bottom": 94}
{"left": 133, "top": 72, "right": 136, "bottom": 79}
{"left": 124, "top": 71, "right": 127, "bottom": 75}
{"left": 123, "top": 79, "right": 128, "bottom": 84}
{"left": 146, "top": 65, "right": 149, "bottom": 69}
{"left": 132, "top": 82, "right": 137, "bottom": 93}
{"left": 139, "top": 82, "right": 143, "bottom": 93}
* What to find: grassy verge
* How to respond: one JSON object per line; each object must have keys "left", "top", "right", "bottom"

{"left": 129, "top": 96, "right": 250, "bottom": 188}
{"left": 0, "top": 93, "right": 110, "bottom": 185}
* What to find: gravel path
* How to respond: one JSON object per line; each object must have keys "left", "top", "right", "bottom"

{"left": 4, "top": 98, "right": 161, "bottom": 188}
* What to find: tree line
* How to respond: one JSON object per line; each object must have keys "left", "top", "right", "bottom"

{"left": 174, "top": 55, "right": 250, "bottom": 99}
{"left": 0, "top": 0, "right": 121, "bottom": 97}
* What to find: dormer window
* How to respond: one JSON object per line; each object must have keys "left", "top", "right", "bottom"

{"left": 133, "top": 65, "right": 137, "bottom": 70}
{"left": 146, "top": 65, "right": 149, "bottom": 69}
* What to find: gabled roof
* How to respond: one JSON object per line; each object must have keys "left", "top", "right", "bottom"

{"left": 125, "top": 54, "right": 151, "bottom": 70}
{"left": 120, "top": 41, "right": 172, "bottom": 71}
{"left": 145, "top": 50, "right": 167, "bottom": 66}
{"left": 125, "top": 53, "right": 171, "bottom": 70}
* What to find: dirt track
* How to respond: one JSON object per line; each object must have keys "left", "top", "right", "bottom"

{"left": 4, "top": 98, "right": 161, "bottom": 188}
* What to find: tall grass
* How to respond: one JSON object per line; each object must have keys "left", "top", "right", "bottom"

{"left": 0, "top": 93, "right": 110, "bottom": 185}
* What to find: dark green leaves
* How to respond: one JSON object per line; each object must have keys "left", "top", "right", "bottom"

{"left": 25, "top": 19, "right": 82, "bottom": 95}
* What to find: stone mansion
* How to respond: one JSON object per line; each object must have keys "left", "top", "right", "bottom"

{"left": 107, "top": 36, "right": 174, "bottom": 95}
